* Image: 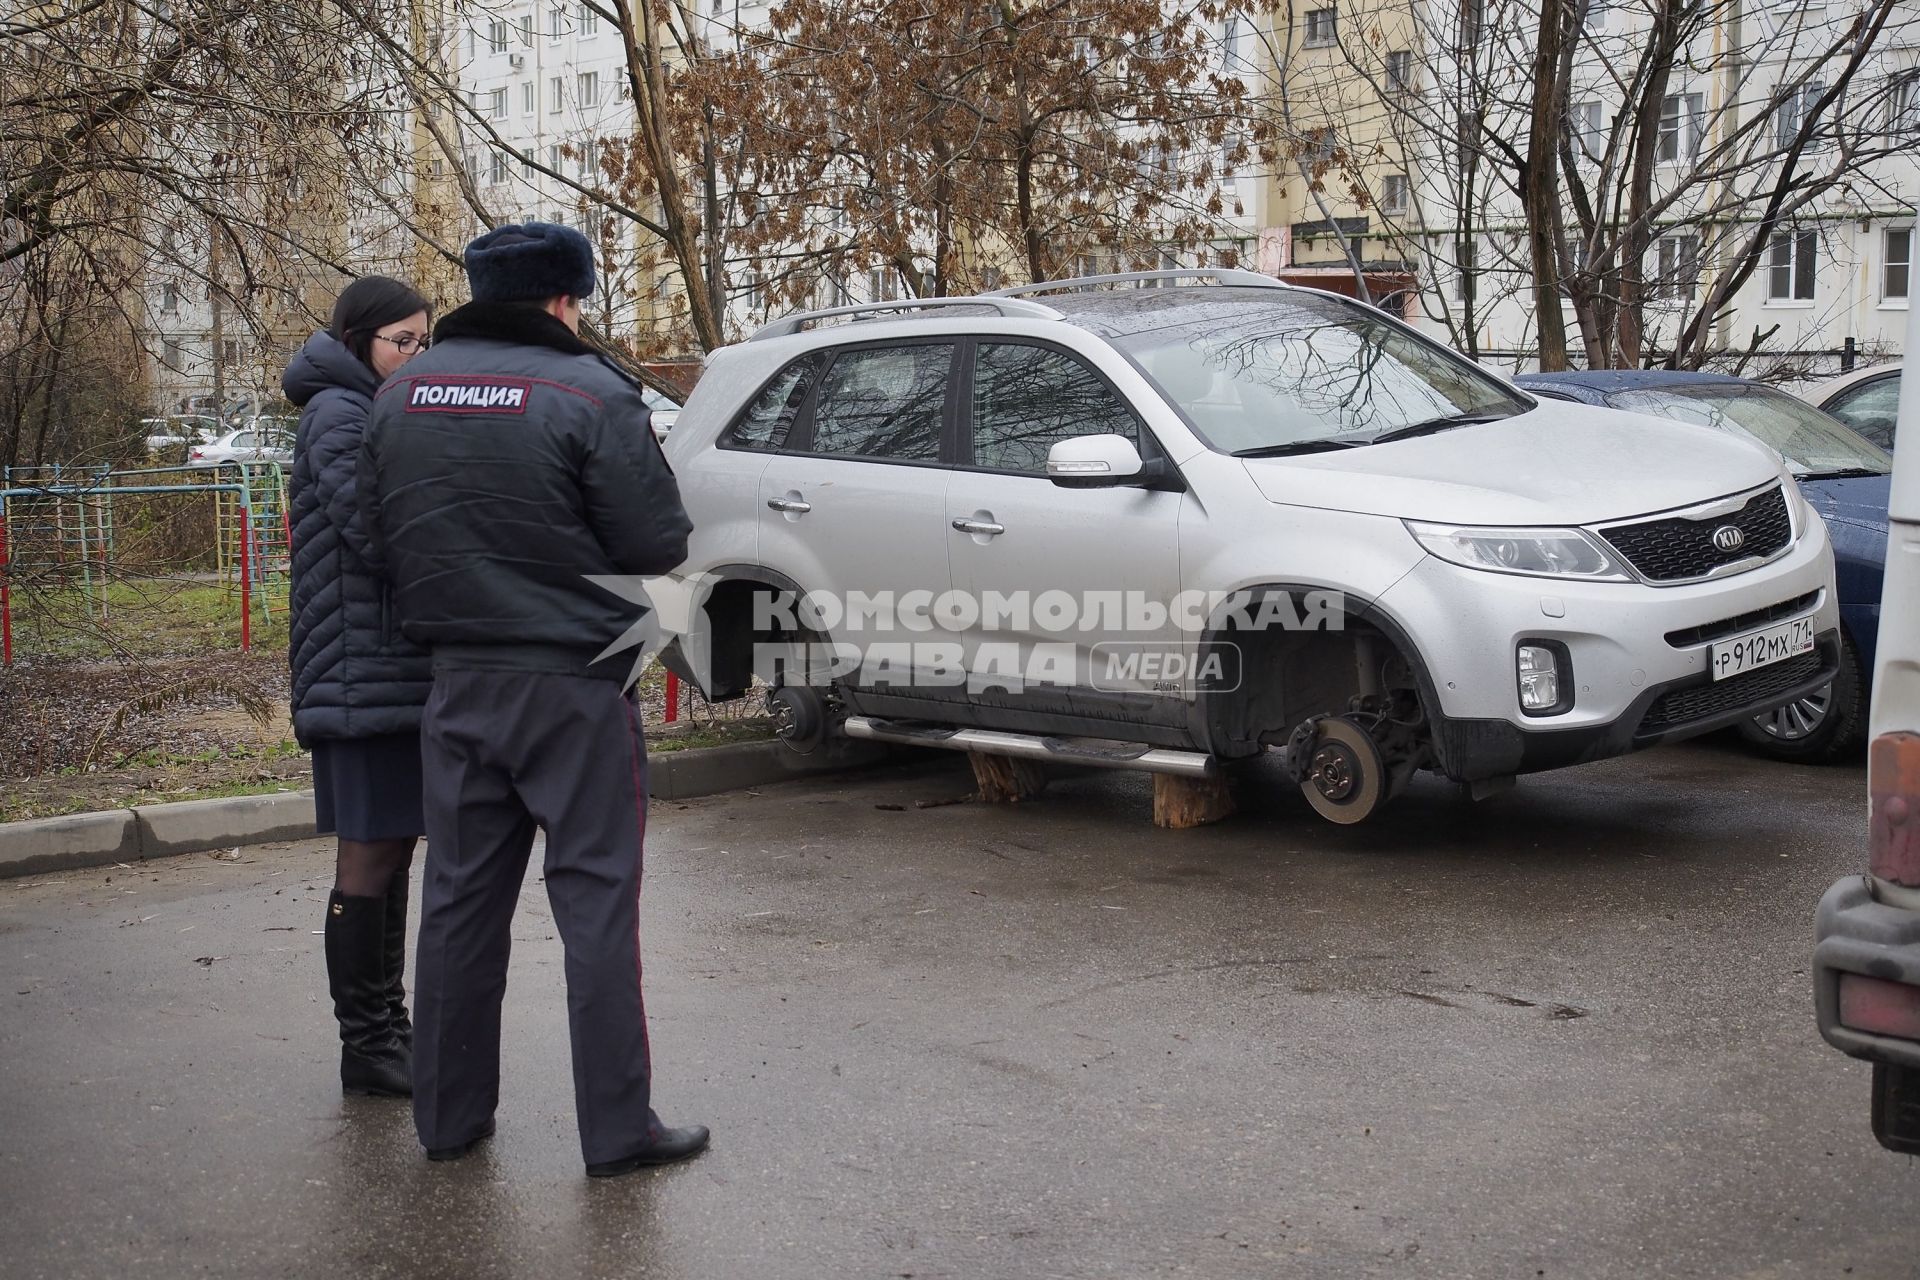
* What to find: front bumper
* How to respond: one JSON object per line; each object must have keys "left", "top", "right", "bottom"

{"left": 1432, "top": 630, "right": 1840, "bottom": 781}
{"left": 1371, "top": 511, "right": 1839, "bottom": 780}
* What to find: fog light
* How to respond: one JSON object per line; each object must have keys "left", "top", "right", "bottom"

{"left": 1517, "top": 643, "right": 1567, "bottom": 714}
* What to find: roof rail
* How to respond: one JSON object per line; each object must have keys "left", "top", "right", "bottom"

{"left": 984, "top": 268, "right": 1286, "bottom": 297}
{"left": 747, "top": 296, "right": 1062, "bottom": 342}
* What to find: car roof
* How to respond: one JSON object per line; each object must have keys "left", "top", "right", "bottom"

{"left": 1515, "top": 369, "right": 1760, "bottom": 392}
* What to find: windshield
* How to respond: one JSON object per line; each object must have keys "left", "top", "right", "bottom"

{"left": 1108, "top": 293, "right": 1526, "bottom": 453}
{"left": 1606, "top": 384, "right": 1890, "bottom": 477}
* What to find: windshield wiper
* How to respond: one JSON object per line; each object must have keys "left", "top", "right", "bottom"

{"left": 1368, "top": 410, "right": 1515, "bottom": 444}
{"left": 1797, "top": 467, "right": 1886, "bottom": 480}
{"left": 1231, "top": 439, "right": 1371, "bottom": 458}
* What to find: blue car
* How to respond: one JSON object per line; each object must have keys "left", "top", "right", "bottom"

{"left": 1517, "top": 370, "right": 1888, "bottom": 762}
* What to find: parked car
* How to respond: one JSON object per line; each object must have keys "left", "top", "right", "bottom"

{"left": 1518, "top": 369, "right": 1886, "bottom": 761}
{"left": 140, "top": 414, "right": 220, "bottom": 463}
{"left": 655, "top": 271, "right": 1841, "bottom": 824}
{"left": 189, "top": 423, "right": 295, "bottom": 467}
{"left": 643, "top": 385, "right": 681, "bottom": 440}
{"left": 1808, "top": 362, "right": 1903, "bottom": 450}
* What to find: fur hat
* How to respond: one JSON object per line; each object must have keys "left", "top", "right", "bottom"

{"left": 463, "top": 221, "right": 596, "bottom": 303}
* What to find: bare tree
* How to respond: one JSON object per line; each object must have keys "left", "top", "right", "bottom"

{"left": 1315, "top": 0, "right": 1919, "bottom": 369}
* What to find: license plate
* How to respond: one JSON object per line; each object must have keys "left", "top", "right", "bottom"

{"left": 1710, "top": 615, "right": 1817, "bottom": 681}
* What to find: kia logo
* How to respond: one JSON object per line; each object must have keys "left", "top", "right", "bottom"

{"left": 1711, "top": 525, "right": 1746, "bottom": 553}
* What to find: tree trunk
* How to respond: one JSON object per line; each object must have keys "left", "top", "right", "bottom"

{"left": 1524, "top": 0, "right": 1571, "bottom": 370}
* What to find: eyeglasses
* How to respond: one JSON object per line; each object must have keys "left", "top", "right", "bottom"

{"left": 374, "top": 333, "right": 429, "bottom": 353}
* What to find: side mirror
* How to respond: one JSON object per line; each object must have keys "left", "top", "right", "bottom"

{"left": 1047, "top": 434, "right": 1145, "bottom": 488}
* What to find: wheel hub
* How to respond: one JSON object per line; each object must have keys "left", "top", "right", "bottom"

{"left": 1309, "top": 742, "right": 1360, "bottom": 801}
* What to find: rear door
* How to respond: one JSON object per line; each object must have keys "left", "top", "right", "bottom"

{"left": 755, "top": 340, "right": 958, "bottom": 692}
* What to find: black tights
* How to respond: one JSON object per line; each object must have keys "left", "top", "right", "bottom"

{"left": 335, "top": 837, "right": 417, "bottom": 898}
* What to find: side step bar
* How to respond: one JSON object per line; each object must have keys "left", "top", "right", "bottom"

{"left": 842, "top": 716, "right": 1219, "bottom": 778}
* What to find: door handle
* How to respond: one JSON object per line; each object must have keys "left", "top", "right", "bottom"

{"left": 767, "top": 497, "right": 812, "bottom": 514}
{"left": 951, "top": 518, "right": 1005, "bottom": 536}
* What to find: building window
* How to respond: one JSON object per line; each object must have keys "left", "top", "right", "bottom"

{"left": 1584, "top": 0, "right": 1607, "bottom": 28}
{"left": 1385, "top": 49, "right": 1413, "bottom": 94}
{"left": 1887, "top": 227, "right": 1912, "bottom": 301}
{"left": 488, "top": 151, "right": 508, "bottom": 185}
{"left": 1304, "top": 7, "right": 1337, "bottom": 47}
{"left": 1892, "top": 73, "right": 1920, "bottom": 130}
{"left": 549, "top": 76, "right": 564, "bottom": 112}
{"left": 577, "top": 71, "right": 598, "bottom": 107}
{"left": 868, "top": 267, "right": 897, "bottom": 302}
{"left": 549, "top": 6, "right": 565, "bottom": 41}
{"left": 577, "top": 139, "right": 597, "bottom": 178}
{"left": 1767, "top": 229, "right": 1817, "bottom": 302}
{"left": 163, "top": 337, "right": 186, "bottom": 367}
{"left": 1653, "top": 234, "right": 1700, "bottom": 300}
{"left": 220, "top": 339, "right": 241, "bottom": 367}
{"left": 1381, "top": 173, "right": 1409, "bottom": 215}
{"left": 1776, "top": 80, "right": 1827, "bottom": 150}
{"left": 1455, "top": 237, "right": 1477, "bottom": 301}
{"left": 521, "top": 80, "right": 534, "bottom": 114}
{"left": 160, "top": 282, "right": 180, "bottom": 313}
{"left": 516, "top": 13, "right": 532, "bottom": 45}
{"left": 486, "top": 18, "right": 508, "bottom": 53}
{"left": 549, "top": 144, "right": 563, "bottom": 170}
{"left": 1657, "top": 91, "right": 1704, "bottom": 163}
{"left": 578, "top": 2, "right": 597, "bottom": 36}
{"left": 1569, "top": 100, "right": 1604, "bottom": 158}
{"left": 488, "top": 86, "right": 508, "bottom": 118}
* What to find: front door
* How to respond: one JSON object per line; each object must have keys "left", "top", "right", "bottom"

{"left": 944, "top": 340, "right": 1185, "bottom": 720}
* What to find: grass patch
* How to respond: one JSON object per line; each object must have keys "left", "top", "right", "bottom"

{"left": 6, "top": 580, "right": 290, "bottom": 661}
{"left": 648, "top": 719, "right": 775, "bottom": 753}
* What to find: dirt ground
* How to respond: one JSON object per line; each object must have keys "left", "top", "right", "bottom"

{"left": 0, "top": 651, "right": 765, "bottom": 822}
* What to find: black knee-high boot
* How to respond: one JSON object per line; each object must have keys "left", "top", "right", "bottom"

{"left": 384, "top": 873, "right": 413, "bottom": 1052}
{"left": 325, "top": 890, "right": 412, "bottom": 1098}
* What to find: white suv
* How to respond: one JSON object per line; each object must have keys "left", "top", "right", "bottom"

{"left": 658, "top": 271, "right": 1840, "bottom": 823}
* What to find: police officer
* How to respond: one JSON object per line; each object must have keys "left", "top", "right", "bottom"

{"left": 360, "top": 222, "right": 705, "bottom": 1176}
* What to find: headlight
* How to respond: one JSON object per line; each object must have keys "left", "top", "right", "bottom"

{"left": 1406, "top": 521, "right": 1633, "bottom": 581}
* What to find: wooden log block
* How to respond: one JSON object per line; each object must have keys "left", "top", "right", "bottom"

{"left": 1153, "top": 772, "right": 1236, "bottom": 829}
{"left": 968, "top": 751, "right": 1049, "bottom": 803}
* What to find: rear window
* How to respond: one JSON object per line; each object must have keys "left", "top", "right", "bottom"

{"left": 723, "top": 354, "right": 823, "bottom": 451}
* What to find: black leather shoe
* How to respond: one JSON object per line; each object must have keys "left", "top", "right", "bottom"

{"left": 585, "top": 1124, "right": 711, "bottom": 1177}
{"left": 426, "top": 1118, "right": 495, "bottom": 1163}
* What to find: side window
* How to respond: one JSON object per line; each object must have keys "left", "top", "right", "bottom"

{"left": 233, "top": 432, "right": 257, "bottom": 448}
{"left": 809, "top": 344, "right": 951, "bottom": 461}
{"left": 1828, "top": 377, "right": 1901, "bottom": 450}
{"left": 971, "top": 343, "right": 1140, "bottom": 474}
{"left": 725, "top": 354, "right": 821, "bottom": 451}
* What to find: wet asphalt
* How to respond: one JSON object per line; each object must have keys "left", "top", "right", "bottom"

{"left": 2, "top": 738, "right": 1916, "bottom": 1279}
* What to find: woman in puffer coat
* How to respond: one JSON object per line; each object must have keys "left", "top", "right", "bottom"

{"left": 282, "top": 277, "right": 434, "bottom": 1099}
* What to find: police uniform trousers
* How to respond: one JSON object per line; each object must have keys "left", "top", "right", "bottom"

{"left": 411, "top": 666, "right": 659, "bottom": 1165}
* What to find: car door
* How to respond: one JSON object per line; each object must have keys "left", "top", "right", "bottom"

{"left": 944, "top": 339, "right": 1185, "bottom": 715}
{"left": 756, "top": 340, "right": 957, "bottom": 694}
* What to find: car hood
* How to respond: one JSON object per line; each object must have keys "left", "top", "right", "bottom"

{"left": 1798, "top": 472, "right": 1889, "bottom": 532}
{"left": 1239, "top": 403, "right": 1783, "bottom": 525}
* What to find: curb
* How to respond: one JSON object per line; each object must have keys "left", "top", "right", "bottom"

{"left": 0, "top": 737, "right": 921, "bottom": 880}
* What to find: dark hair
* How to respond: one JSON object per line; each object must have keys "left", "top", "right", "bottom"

{"left": 330, "top": 276, "right": 431, "bottom": 368}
